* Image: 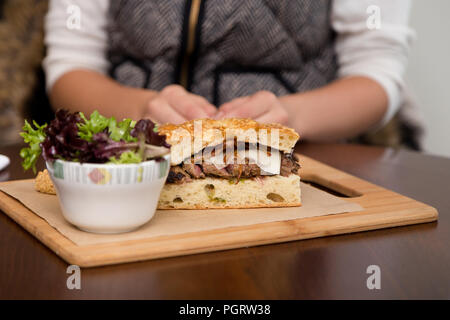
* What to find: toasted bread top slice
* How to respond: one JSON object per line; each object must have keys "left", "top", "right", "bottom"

{"left": 158, "top": 118, "right": 300, "bottom": 165}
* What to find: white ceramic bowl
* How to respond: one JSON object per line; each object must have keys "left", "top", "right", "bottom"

{"left": 46, "top": 154, "right": 170, "bottom": 234}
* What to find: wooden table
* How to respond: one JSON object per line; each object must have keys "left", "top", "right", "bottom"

{"left": 0, "top": 143, "right": 449, "bottom": 299}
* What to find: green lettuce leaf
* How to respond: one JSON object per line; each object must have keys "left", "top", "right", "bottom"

{"left": 77, "top": 110, "right": 111, "bottom": 141}
{"left": 108, "top": 118, "right": 137, "bottom": 142}
{"left": 107, "top": 151, "right": 142, "bottom": 164}
{"left": 78, "top": 111, "right": 137, "bottom": 142}
{"left": 19, "top": 120, "right": 47, "bottom": 173}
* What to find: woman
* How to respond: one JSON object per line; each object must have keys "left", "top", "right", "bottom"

{"left": 44, "top": 0, "right": 415, "bottom": 144}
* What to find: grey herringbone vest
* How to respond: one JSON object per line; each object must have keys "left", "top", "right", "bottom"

{"left": 107, "top": 0, "right": 337, "bottom": 105}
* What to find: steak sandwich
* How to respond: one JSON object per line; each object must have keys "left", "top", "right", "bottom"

{"left": 157, "top": 118, "right": 301, "bottom": 209}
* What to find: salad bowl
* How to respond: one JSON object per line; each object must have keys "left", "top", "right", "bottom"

{"left": 46, "top": 155, "right": 170, "bottom": 233}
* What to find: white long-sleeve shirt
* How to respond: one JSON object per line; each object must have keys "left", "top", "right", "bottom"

{"left": 43, "top": 0, "right": 414, "bottom": 127}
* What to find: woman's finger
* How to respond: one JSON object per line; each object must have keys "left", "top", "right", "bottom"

{"left": 162, "top": 89, "right": 211, "bottom": 119}
{"left": 254, "top": 107, "right": 289, "bottom": 125}
{"left": 218, "top": 96, "right": 250, "bottom": 114}
{"left": 190, "top": 94, "right": 217, "bottom": 117}
{"left": 146, "top": 96, "right": 187, "bottom": 124}
{"left": 160, "top": 84, "right": 216, "bottom": 119}
{"left": 220, "top": 91, "right": 275, "bottom": 119}
{"left": 170, "top": 95, "right": 213, "bottom": 119}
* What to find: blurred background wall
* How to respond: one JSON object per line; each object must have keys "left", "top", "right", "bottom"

{"left": 406, "top": 0, "right": 450, "bottom": 157}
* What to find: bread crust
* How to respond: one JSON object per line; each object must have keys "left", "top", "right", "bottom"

{"left": 159, "top": 118, "right": 299, "bottom": 140}
{"left": 158, "top": 118, "right": 300, "bottom": 165}
{"left": 35, "top": 169, "right": 56, "bottom": 195}
{"left": 158, "top": 202, "right": 302, "bottom": 210}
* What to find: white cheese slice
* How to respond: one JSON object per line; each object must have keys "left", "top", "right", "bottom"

{"left": 236, "top": 148, "right": 280, "bottom": 175}
{"left": 203, "top": 145, "right": 281, "bottom": 175}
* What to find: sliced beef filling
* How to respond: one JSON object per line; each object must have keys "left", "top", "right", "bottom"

{"left": 167, "top": 166, "right": 192, "bottom": 184}
{"left": 280, "top": 153, "right": 300, "bottom": 176}
{"left": 168, "top": 152, "right": 300, "bottom": 184}
{"left": 182, "top": 163, "right": 205, "bottom": 179}
{"left": 201, "top": 164, "right": 231, "bottom": 178}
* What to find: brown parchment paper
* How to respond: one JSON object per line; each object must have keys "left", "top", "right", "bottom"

{"left": 0, "top": 180, "right": 363, "bottom": 246}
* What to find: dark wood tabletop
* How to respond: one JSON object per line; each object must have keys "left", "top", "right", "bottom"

{"left": 0, "top": 142, "right": 449, "bottom": 299}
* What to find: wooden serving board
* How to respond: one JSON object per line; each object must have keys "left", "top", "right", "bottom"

{"left": 0, "top": 155, "right": 438, "bottom": 267}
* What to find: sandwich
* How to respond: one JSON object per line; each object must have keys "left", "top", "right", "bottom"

{"left": 157, "top": 118, "right": 301, "bottom": 209}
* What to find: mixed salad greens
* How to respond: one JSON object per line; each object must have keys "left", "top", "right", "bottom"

{"left": 20, "top": 110, "right": 170, "bottom": 173}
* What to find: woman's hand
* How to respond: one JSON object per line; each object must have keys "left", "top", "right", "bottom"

{"left": 143, "top": 85, "right": 217, "bottom": 124}
{"left": 215, "top": 91, "right": 289, "bottom": 124}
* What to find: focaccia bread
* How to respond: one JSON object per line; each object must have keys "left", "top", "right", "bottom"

{"left": 157, "top": 118, "right": 302, "bottom": 210}
{"left": 35, "top": 169, "right": 56, "bottom": 195}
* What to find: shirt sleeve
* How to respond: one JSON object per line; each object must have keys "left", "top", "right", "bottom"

{"left": 43, "top": 0, "right": 110, "bottom": 91}
{"left": 331, "top": 0, "right": 415, "bottom": 128}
